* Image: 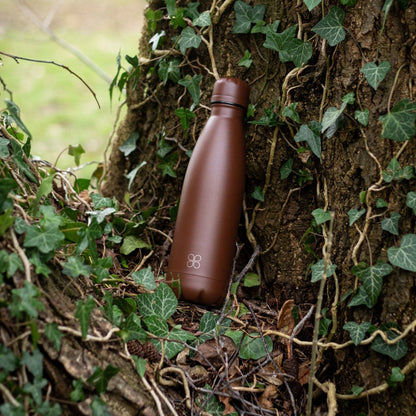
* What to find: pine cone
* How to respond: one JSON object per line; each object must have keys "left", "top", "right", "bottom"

{"left": 127, "top": 340, "right": 161, "bottom": 363}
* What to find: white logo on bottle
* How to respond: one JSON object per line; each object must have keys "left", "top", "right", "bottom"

{"left": 186, "top": 253, "right": 202, "bottom": 269}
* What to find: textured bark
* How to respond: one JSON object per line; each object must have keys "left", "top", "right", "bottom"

{"left": 103, "top": 0, "right": 416, "bottom": 414}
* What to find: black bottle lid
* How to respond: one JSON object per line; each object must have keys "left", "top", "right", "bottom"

{"left": 210, "top": 77, "right": 249, "bottom": 109}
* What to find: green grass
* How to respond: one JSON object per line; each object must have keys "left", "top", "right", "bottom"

{"left": 1, "top": 27, "right": 139, "bottom": 178}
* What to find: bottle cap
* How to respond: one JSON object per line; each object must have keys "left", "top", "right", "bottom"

{"left": 211, "top": 77, "right": 249, "bottom": 109}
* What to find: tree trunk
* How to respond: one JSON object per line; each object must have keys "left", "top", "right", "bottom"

{"left": 102, "top": 0, "right": 416, "bottom": 414}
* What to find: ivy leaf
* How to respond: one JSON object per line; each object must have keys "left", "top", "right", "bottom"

{"left": 382, "top": 158, "right": 415, "bottom": 182}
{"left": 388, "top": 367, "right": 405, "bottom": 386}
{"left": 193, "top": 11, "right": 211, "bottom": 27}
{"left": 70, "top": 379, "right": 85, "bottom": 402}
{"left": 158, "top": 58, "right": 181, "bottom": 85}
{"left": 68, "top": 144, "right": 85, "bottom": 166}
{"left": 238, "top": 50, "right": 253, "bottom": 68}
{"left": 251, "top": 186, "right": 264, "bottom": 202}
{"left": 280, "top": 158, "right": 293, "bottom": 179}
{"left": 288, "top": 39, "right": 313, "bottom": 67}
{"left": 87, "top": 365, "right": 120, "bottom": 395}
{"left": 371, "top": 330, "right": 408, "bottom": 360}
{"left": 282, "top": 103, "right": 301, "bottom": 123}
{"left": 75, "top": 296, "right": 95, "bottom": 339}
{"left": 233, "top": 0, "right": 265, "bottom": 34}
{"left": 62, "top": 256, "right": 92, "bottom": 278}
{"left": 294, "top": 122, "right": 322, "bottom": 158}
{"left": 149, "top": 30, "right": 165, "bottom": 51}
{"left": 361, "top": 61, "right": 390, "bottom": 90}
{"left": 9, "top": 281, "right": 44, "bottom": 319}
{"left": 381, "top": 212, "right": 400, "bottom": 235}
{"left": 120, "top": 235, "right": 151, "bottom": 255}
{"left": 352, "top": 262, "right": 393, "bottom": 307}
{"left": 379, "top": 99, "right": 416, "bottom": 141}
{"left": 90, "top": 396, "right": 111, "bottom": 416}
{"left": 348, "top": 286, "right": 373, "bottom": 308}
{"left": 45, "top": 323, "right": 63, "bottom": 351}
{"left": 132, "top": 266, "right": 157, "bottom": 291}
{"left": 24, "top": 222, "right": 65, "bottom": 254}
{"left": 343, "top": 321, "right": 372, "bottom": 346}
{"left": 264, "top": 24, "right": 297, "bottom": 52}
{"left": 321, "top": 92, "right": 354, "bottom": 133}
{"left": 227, "top": 331, "right": 273, "bottom": 360}
{"left": 347, "top": 208, "right": 366, "bottom": 226}
{"left": 312, "top": 7, "right": 346, "bottom": 46}
{"left": 125, "top": 161, "right": 147, "bottom": 191}
{"left": 406, "top": 191, "right": 416, "bottom": 215}
{"left": 311, "top": 259, "right": 337, "bottom": 282}
{"left": 131, "top": 356, "right": 147, "bottom": 378}
{"left": 119, "top": 132, "right": 139, "bottom": 156}
{"left": 354, "top": 109, "right": 370, "bottom": 126}
{"left": 199, "top": 311, "right": 218, "bottom": 335}
{"left": 178, "top": 27, "right": 202, "bottom": 55}
{"left": 21, "top": 348, "right": 43, "bottom": 380}
{"left": 178, "top": 74, "right": 203, "bottom": 105}
{"left": 311, "top": 208, "right": 332, "bottom": 225}
{"left": 304, "top": 0, "right": 321, "bottom": 11}
{"left": 243, "top": 272, "right": 261, "bottom": 287}
{"left": 388, "top": 234, "right": 416, "bottom": 272}
{"left": 175, "top": 107, "right": 196, "bottom": 134}
{"left": 136, "top": 282, "right": 178, "bottom": 320}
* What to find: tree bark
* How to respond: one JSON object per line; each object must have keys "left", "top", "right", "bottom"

{"left": 101, "top": 0, "right": 416, "bottom": 414}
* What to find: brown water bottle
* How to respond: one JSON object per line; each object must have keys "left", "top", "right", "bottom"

{"left": 166, "top": 77, "right": 249, "bottom": 305}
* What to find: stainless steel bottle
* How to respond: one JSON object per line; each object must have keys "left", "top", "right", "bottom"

{"left": 166, "top": 77, "right": 249, "bottom": 305}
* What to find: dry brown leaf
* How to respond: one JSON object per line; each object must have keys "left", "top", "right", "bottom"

{"left": 277, "top": 299, "right": 295, "bottom": 336}
{"left": 258, "top": 384, "right": 279, "bottom": 410}
{"left": 257, "top": 355, "right": 284, "bottom": 386}
{"left": 192, "top": 335, "right": 236, "bottom": 368}
{"left": 297, "top": 360, "right": 311, "bottom": 385}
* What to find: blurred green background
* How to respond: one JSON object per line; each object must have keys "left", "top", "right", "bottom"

{"left": 0, "top": 0, "right": 146, "bottom": 177}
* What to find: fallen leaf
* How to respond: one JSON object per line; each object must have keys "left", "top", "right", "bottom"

{"left": 277, "top": 299, "right": 295, "bottom": 343}
{"left": 258, "top": 384, "right": 279, "bottom": 410}
{"left": 193, "top": 336, "right": 236, "bottom": 368}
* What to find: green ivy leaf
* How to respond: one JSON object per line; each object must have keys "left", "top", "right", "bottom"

{"left": 352, "top": 261, "right": 392, "bottom": 307}
{"left": 282, "top": 103, "right": 301, "bottom": 123}
{"left": 304, "top": 0, "right": 321, "bottom": 11}
{"left": 243, "top": 272, "right": 261, "bottom": 287}
{"left": 311, "top": 259, "right": 337, "bottom": 282}
{"left": 388, "top": 234, "right": 416, "bottom": 272}
{"left": 175, "top": 107, "right": 196, "bottom": 134}
{"left": 45, "top": 323, "right": 63, "bottom": 351}
{"left": 199, "top": 311, "right": 217, "bottom": 337}
{"left": 132, "top": 266, "right": 157, "bottom": 291}
{"left": 406, "top": 191, "right": 416, "bottom": 215}
{"left": 62, "top": 256, "right": 92, "bottom": 278}
{"left": 280, "top": 158, "right": 293, "bottom": 179}
{"left": 371, "top": 330, "right": 408, "bottom": 360}
{"left": 388, "top": 367, "right": 405, "bottom": 386}
{"left": 263, "top": 24, "right": 297, "bottom": 52}
{"left": 381, "top": 212, "right": 400, "bottom": 235}
{"left": 68, "top": 144, "right": 85, "bottom": 166}
{"left": 227, "top": 331, "right": 273, "bottom": 360}
{"left": 379, "top": 99, "right": 416, "bottom": 141}
{"left": 348, "top": 286, "right": 373, "bottom": 308}
{"left": 354, "top": 109, "right": 370, "bottom": 126}
{"left": 75, "top": 296, "right": 95, "bottom": 339}
{"left": 343, "top": 321, "right": 372, "bottom": 346}
{"left": 33, "top": 173, "right": 55, "bottom": 209}
{"left": 383, "top": 158, "right": 415, "bottom": 182}
{"left": 238, "top": 50, "right": 253, "bottom": 68}
{"left": 233, "top": 0, "right": 265, "bottom": 34}
{"left": 21, "top": 348, "right": 43, "bottom": 380}
{"left": 0, "top": 208, "right": 15, "bottom": 237}
{"left": 311, "top": 208, "right": 332, "bottom": 225}
{"left": 149, "top": 30, "right": 165, "bottom": 51}
{"left": 294, "top": 122, "right": 322, "bottom": 158}
{"left": 136, "top": 282, "right": 178, "bottom": 320}
{"left": 24, "top": 222, "right": 65, "bottom": 254}
{"left": 125, "top": 161, "right": 147, "bottom": 191}
{"left": 120, "top": 235, "right": 151, "bottom": 255}
{"left": 90, "top": 396, "right": 111, "bottom": 416}
{"left": 361, "top": 61, "right": 390, "bottom": 90}
{"left": 347, "top": 208, "right": 366, "bottom": 226}
{"left": 158, "top": 58, "right": 181, "bottom": 85}
{"left": 178, "top": 74, "right": 203, "bottom": 105}
{"left": 193, "top": 10, "right": 211, "bottom": 27}
{"left": 376, "top": 198, "right": 388, "bottom": 208}
{"left": 87, "top": 365, "right": 120, "bottom": 395}
{"left": 321, "top": 92, "right": 354, "bottom": 133}
{"left": 70, "top": 379, "right": 85, "bottom": 402}
{"left": 9, "top": 281, "right": 44, "bottom": 319}
{"left": 119, "top": 132, "right": 139, "bottom": 156}
{"left": 131, "top": 356, "right": 147, "bottom": 378}
{"left": 178, "top": 27, "right": 202, "bottom": 55}
{"left": 312, "top": 7, "right": 346, "bottom": 46}
{"left": 251, "top": 186, "right": 264, "bottom": 202}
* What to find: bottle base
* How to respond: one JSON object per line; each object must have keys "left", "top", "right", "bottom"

{"left": 166, "top": 271, "right": 228, "bottom": 306}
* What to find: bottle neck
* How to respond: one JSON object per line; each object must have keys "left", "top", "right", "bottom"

{"left": 211, "top": 103, "right": 246, "bottom": 118}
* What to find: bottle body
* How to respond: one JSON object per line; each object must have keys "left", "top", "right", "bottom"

{"left": 166, "top": 103, "right": 246, "bottom": 305}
